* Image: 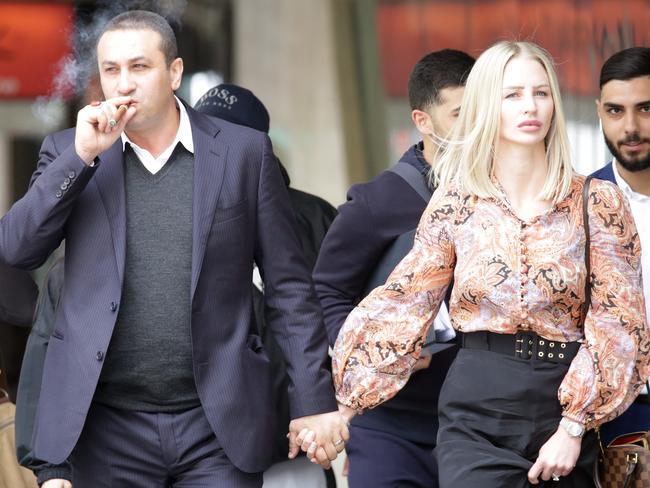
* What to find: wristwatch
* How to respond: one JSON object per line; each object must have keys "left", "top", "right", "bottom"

{"left": 560, "top": 417, "right": 585, "bottom": 438}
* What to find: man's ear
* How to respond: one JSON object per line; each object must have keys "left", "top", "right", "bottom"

{"left": 170, "top": 57, "right": 184, "bottom": 91}
{"left": 595, "top": 98, "right": 603, "bottom": 120}
{"left": 411, "top": 109, "right": 432, "bottom": 136}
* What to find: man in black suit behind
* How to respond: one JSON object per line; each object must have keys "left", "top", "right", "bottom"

{"left": 313, "top": 49, "right": 475, "bottom": 487}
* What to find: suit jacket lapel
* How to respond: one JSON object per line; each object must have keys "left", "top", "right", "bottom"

{"left": 92, "top": 106, "right": 226, "bottom": 298}
{"left": 187, "top": 108, "right": 227, "bottom": 300}
{"left": 94, "top": 140, "right": 127, "bottom": 285}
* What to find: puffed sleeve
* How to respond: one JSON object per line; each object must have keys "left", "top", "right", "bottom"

{"left": 559, "top": 179, "right": 650, "bottom": 429}
{"left": 332, "top": 186, "right": 461, "bottom": 411}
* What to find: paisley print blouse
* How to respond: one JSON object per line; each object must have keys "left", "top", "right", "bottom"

{"left": 332, "top": 175, "right": 649, "bottom": 429}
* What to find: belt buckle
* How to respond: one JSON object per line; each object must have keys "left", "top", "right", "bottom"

{"left": 515, "top": 331, "right": 532, "bottom": 360}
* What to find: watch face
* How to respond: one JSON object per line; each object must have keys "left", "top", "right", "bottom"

{"left": 561, "top": 419, "right": 584, "bottom": 437}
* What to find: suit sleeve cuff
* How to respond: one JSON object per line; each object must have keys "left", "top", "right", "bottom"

{"left": 36, "top": 462, "right": 72, "bottom": 486}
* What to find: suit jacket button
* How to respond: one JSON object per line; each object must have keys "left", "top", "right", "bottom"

{"left": 110, "top": 301, "right": 117, "bottom": 312}
{"left": 96, "top": 351, "right": 104, "bottom": 361}
{"left": 68, "top": 171, "right": 76, "bottom": 179}
{"left": 64, "top": 177, "right": 71, "bottom": 185}
{"left": 55, "top": 190, "right": 63, "bottom": 198}
{"left": 60, "top": 183, "right": 68, "bottom": 190}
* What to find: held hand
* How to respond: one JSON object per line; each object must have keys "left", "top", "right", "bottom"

{"left": 412, "top": 355, "right": 432, "bottom": 373}
{"left": 527, "top": 427, "right": 582, "bottom": 484}
{"left": 287, "top": 410, "right": 350, "bottom": 468}
{"left": 342, "top": 455, "right": 349, "bottom": 476}
{"left": 42, "top": 479, "right": 72, "bottom": 488}
{"left": 338, "top": 402, "right": 357, "bottom": 424}
{"left": 75, "top": 96, "right": 136, "bottom": 164}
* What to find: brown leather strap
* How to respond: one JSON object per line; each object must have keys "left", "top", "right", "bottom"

{"left": 582, "top": 175, "right": 593, "bottom": 323}
{"left": 622, "top": 453, "right": 638, "bottom": 488}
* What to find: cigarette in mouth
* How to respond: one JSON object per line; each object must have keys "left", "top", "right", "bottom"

{"left": 108, "top": 104, "right": 129, "bottom": 128}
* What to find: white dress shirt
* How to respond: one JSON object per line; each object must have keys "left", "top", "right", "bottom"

{"left": 121, "top": 96, "right": 194, "bottom": 174}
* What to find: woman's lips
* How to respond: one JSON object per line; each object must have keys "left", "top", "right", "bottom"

{"left": 518, "top": 120, "right": 542, "bottom": 131}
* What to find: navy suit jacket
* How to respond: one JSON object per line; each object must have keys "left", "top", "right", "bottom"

{"left": 591, "top": 161, "right": 615, "bottom": 183}
{"left": 0, "top": 103, "right": 336, "bottom": 472}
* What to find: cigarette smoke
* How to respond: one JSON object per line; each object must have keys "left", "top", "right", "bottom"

{"left": 32, "top": 0, "right": 187, "bottom": 129}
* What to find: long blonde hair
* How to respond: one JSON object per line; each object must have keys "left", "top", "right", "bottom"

{"left": 431, "top": 41, "right": 573, "bottom": 203}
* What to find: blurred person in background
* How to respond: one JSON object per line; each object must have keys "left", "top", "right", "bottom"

{"left": 331, "top": 40, "right": 649, "bottom": 487}
{"left": 312, "top": 49, "right": 475, "bottom": 488}
{"left": 195, "top": 83, "right": 337, "bottom": 270}
{"left": 590, "top": 46, "right": 650, "bottom": 446}
{"left": 0, "top": 263, "right": 38, "bottom": 400}
{"left": 195, "top": 83, "right": 338, "bottom": 488}
{"left": 0, "top": 263, "right": 38, "bottom": 488}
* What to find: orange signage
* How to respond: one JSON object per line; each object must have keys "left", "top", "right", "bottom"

{"left": 0, "top": 3, "right": 73, "bottom": 98}
{"left": 378, "top": 0, "right": 650, "bottom": 98}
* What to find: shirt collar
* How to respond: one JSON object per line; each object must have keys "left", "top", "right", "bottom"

{"left": 612, "top": 158, "right": 650, "bottom": 202}
{"left": 412, "top": 141, "right": 432, "bottom": 177}
{"left": 121, "top": 96, "right": 194, "bottom": 154}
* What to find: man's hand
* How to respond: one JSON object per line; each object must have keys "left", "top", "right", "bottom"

{"left": 75, "top": 96, "right": 136, "bottom": 164}
{"left": 527, "top": 426, "right": 582, "bottom": 484}
{"left": 287, "top": 410, "right": 350, "bottom": 469}
{"left": 42, "top": 480, "right": 72, "bottom": 488}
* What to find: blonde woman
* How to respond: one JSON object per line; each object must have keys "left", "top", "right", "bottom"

{"left": 331, "top": 41, "right": 649, "bottom": 487}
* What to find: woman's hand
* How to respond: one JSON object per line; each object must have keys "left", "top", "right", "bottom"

{"left": 338, "top": 402, "right": 357, "bottom": 424}
{"left": 41, "top": 480, "right": 72, "bottom": 488}
{"left": 527, "top": 426, "right": 582, "bottom": 484}
{"left": 412, "top": 355, "right": 432, "bottom": 372}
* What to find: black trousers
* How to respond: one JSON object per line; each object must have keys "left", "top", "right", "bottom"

{"left": 434, "top": 347, "right": 598, "bottom": 488}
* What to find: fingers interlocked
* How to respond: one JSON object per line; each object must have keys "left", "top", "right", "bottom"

{"left": 288, "top": 411, "right": 351, "bottom": 469}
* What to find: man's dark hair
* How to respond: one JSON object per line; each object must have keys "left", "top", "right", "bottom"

{"left": 600, "top": 47, "right": 650, "bottom": 88}
{"left": 408, "top": 49, "right": 475, "bottom": 111}
{"left": 98, "top": 10, "right": 178, "bottom": 66}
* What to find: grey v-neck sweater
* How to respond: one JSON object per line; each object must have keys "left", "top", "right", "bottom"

{"left": 95, "top": 144, "right": 199, "bottom": 412}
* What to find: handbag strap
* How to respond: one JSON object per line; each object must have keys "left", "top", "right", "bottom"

{"left": 622, "top": 453, "right": 639, "bottom": 488}
{"left": 582, "top": 175, "right": 593, "bottom": 323}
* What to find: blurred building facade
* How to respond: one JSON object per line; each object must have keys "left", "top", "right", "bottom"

{"left": 0, "top": 0, "right": 648, "bottom": 215}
